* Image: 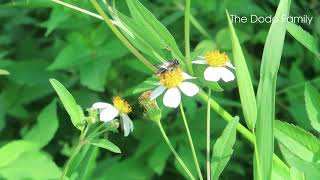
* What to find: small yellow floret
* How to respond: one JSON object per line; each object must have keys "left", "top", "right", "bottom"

{"left": 204, "top": 50, "right": 229, "bottom": 67}
{"left": 159, "top": 68, "right": 184, "bottom": 88}
{"left": 112, "top": 96, "right": 132, "bottom": 113}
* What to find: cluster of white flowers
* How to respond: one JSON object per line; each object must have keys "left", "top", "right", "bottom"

{"left": 92, "top": 50, "right": 235, "bottom": 136}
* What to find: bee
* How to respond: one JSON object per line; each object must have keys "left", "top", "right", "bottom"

{"left": 156, "top": 59, "right": 179, "bottom": 76}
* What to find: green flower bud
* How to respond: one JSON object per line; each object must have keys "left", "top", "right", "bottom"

{"left": 139, "top": 91, "right": 162, "bottom": 123}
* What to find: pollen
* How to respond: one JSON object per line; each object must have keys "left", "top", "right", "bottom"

{"left": 112, "top": 96, "right": 132, "bottom": 114}
{"left": 204, "top": 50, "right": 229, "bottom": 67}
{"left": 159, "top": 68, "right": 184, "bottom": 88}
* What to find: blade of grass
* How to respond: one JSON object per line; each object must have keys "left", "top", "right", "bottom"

{"left": 226, "top": 10, "right": 257, "bottom": 130}
{"left": 255, "top": 0, "right": 291, "bottom": 179}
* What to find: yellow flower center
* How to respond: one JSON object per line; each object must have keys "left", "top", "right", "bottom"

{"left": 204, "top": 50, "right": 229, "bottom": 67}
{"left": 159, "top": 68, "right": 184, "bottom": 88}
{"left": 112, "top": 96, "right": 132, "bottom": 114}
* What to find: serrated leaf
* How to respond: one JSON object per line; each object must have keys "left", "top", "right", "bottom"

{"left": 280, "top": 145, "right": 320, "bottom": 179}
{"left": 227, "top": 11, "right": 257, "bottom": 130}
{"left": 275, "top": 120, "right": 320, "bottom": 162}
{"left": 211, "top": 116, "right": 239, "bottom": 180}
{"left": 89, "top": 139, "right": 121, "bottom": 153}
{"left": 255, "top": 0, "right": 291, "bottom": 179}
{"left": 49, "top": 78, "right": 84, "bottom": 130}
{"left": 287, "top": 22, "right": 319, "bottom": 57}
{"left": 24, "top": 100, "right": 59, "bottom": 148}
{"left": 0, "top": 140, "right": 39, "bottom": 167}
{"left": 304, "top": 83, "right": 320, "bottom": 132}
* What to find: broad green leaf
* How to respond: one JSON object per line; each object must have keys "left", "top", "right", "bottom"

{"left": 275, "top": 120, "right": 320, "bottom": 162}
{"left": 0, "top": 140, "right": 39, "bottom": 167}
{"left": 0, "top": 68, "right": 9, "bottom": 75}
{"left": 75, "top": 146, "right": 99, "bottom": 180}
{"left": 255, "top": 0, "right": 291, "bottom": 179}
{"left": 304, "top": 83, "right": 320, "bottom": 132}
{"left": 125, "top": 0, "right": 185, "bottom": 62}
{"left": 147, "top": 141, "right": 171, "bottom": 175}
{"left": 211, "top": 116, "right": 239, "bottom": 180}
{"left": 41, "top": 5, "right": 70, "bottom": 36}
{"left": 0, "top": 151, "right": 61, "bottom": 179}
{"left": 280, "top": 145, "right": 320, "bottom": 179}
{"left": 290, "top": 167, "right": 305, "bottom": 180}
{"left": 24, "top": 100, "right": 59, "bottom": 148}
{"left": 287, "top": 22, "right": 319, "bottom": 57}
{"left": 79, "top": 59, "right": 111, "bottom": 92}
{"left": 49, "top": 78, "right": 84, "bottom": 130}
{"left": 89, "top": 139, "right": 121, "bottom": 153}
{"left": 271, "top": 157, "right": 290, "bottom": 180}
{"left": 227, "top": 11, "right": 257, "bottom": 130}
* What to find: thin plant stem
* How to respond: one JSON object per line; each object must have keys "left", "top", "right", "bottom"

{"left": 252, "top": 130, "right": 262, "bottom": 180}
{"left": 55, "top": 0, "right": 290, "bottom": 173}
{"left": 60, "top": 124, "right": 91, "bottom": 180}
{"left": 89, "top": 0, "right": 157, "bottom": 72}
{"left": 184, "top": 0, "right": 193, "bottom": 74}
{"left": 197, "top": 90, "right": 290, "bottom": 172}
{"left": 157, "top": 122, "right": 195, "bottom": 180}
{"left": 206, "top": 88, "right": 211, "bottom": 180}
{"left": 51, "top": 0, "right": 103, "bottom": 20}
{"left": 60, "top": 141, "right": 83, "bottom": 180}
{"left": 179, "top": 103, "right": 203, "bottom": 180}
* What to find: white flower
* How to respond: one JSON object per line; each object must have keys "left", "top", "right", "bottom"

{"left": 150, "top": 68, "right": 199, "bottom": 108}
{"left": 92, "top": 96, "right": 133, "bottom": 137}
{"left": 192, "top": 50, "right": 235, "bottom": 82}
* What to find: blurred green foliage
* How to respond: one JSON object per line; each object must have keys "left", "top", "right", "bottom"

{"left": 0, "top": 0, "right": 319, "bottom": 179}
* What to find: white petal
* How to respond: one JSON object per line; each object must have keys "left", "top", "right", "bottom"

{"left": 150, "top": 85, "right": 166, "bottom": 100}
{"left": 192, "top": 60, "right": 207, "bottom": 64}
{"left": 100, "top": 106, "right": 119, "bottom": 122}
{"left": 220, "top": 67, "right": 235, "bottom": 82}
{"left": 178, "top": 82, "right": 199, "bottom": 97}
{"left": 92, "top": 102, "right": 113, "bottom": 110}
{"left": 226, "top": 62, "right": 235, "bottom": 69}
{"left": 121, "top": 113, "right": 133, "bottom": 137}
{"left": 163, "top": 88, "right": 181, "bottom": 108}
{"left": 204, "top": 67, "right": 222, "bottom": 82}
{"left": 182, "top": 72, "right": 196, "bottom": 80}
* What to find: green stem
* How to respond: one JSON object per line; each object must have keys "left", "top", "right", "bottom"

{"left": 206, "top": 88, "right": 211, "bottom": 180}
{"left": 197, "top": 90, "right": 290, "bottom": 172}
{"left": 89, "top": 0, "right": 157, "bottom": 72}
{"left": 253, "top": 131, "right": 262, "bottom": 180}
{"left": 60, "top": 124, "right": 91, "bottom": 179}
{"left": 179, "top": 103, "right": 203, "bottom": 180}
{"left": 184, "top": 0, "right": 193, "bottom": 74}
{"left": 157, "top": 122, "right": 195, "bottom": 180}
{"left": 60, "top": 141, "right": 83, "bottom": 180}
{"left": 198, "top": 90, "right": 254, "bottom": 143}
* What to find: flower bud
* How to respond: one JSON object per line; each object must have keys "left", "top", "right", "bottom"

{"left": 86, "top": 108, "right": 98, "bottom": 124}
{"left": 139, "top": 91, "right": 161, "bottom": 123}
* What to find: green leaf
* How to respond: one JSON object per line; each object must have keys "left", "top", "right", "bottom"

{"left": 255, "top": 0, "right": 291, "bottom": 179}
{"left": 287, "top": 22, "right": 319, "bottom": 57}
{"left": 280, "top": 145, "right": 320, "bottom": 179}
{"left": 24, "top": 100, "right": 59, "bottom": 148}
{"left": 271, "top": 157, "right": 291, "bottom": 180}
{"left": 0, "top": 140, "right": 39, "bottom": 167}
{"left": 0, "top": 68, "right": 9, "bottom": 75}
{"left": 124, "top": 77, "right": 159, "bottom": 96}
{"left": 290, "top": 167, "right": 305, "bottom": 180}
{"left": 226, "top": 10, "right": 257, "bottom": 130}
{"left": 125, "top": 0, "right": 184, "bottom": 62}
{"left": 89, "top": 139, "right": 121, "bottom": 153}
{"left": 49, "top": 78, "right": 84, "bottom": 130}
{"left": 304, "top": 83, "right": 320, "bottom": 132}
{"left": 275, "top": 120, "right": 320, "bottom": 162}
{"left": 211, "top": 116, "right": 239, "bottom": 180}
{"left": 147, "top": 141, "right": 171, "bottom": 175}
{"left": 0, "top": 151, "right": 61, "bottom": 179}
